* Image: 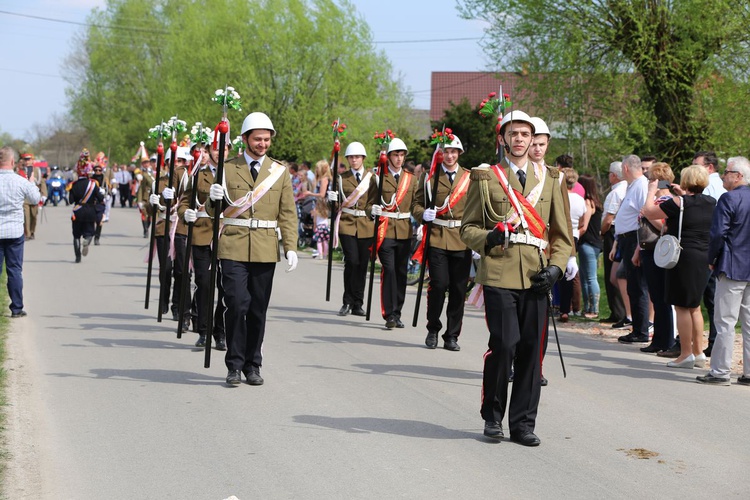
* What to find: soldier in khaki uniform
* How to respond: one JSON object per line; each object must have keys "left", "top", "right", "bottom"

{"left": 412, "top": 135, "right": 472, "bottom": 351}
{"left": 136, "top": 156, "right": 155, "bottom": 238}
{"left": 367, "top": 138, "right": 418, "bottom": 329}
{"left": 179, "top": 142, "right": 227, "bottom": 351}
{"left": 21, "top": 153, "right": 47, "bottom": 240}
{"left": 148, "top": 148, "right": 188, "bottom": 319}
{"left": 207, "top": 112, "right": 298, "bottom": 386}
{"left": 327, "top": 141, "right": 375, "bottom": 317}
{"left": 460, "top": 110, "right": 572, "bottom": 446}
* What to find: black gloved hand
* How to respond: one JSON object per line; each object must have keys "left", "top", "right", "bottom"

{"left": 485, "top": 227, "right": 505, "bottom": 250}
{"left": 530, "top": 265, "right": 563, "bottom": 295}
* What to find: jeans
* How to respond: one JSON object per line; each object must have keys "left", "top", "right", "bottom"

{"left": 0, "top": 236, "right": 25, "bottom": 313}
{"left": 578, "top": 242, "right": 601, "bottom": 314}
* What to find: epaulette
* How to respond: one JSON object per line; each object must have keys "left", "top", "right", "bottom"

{"left": 470, "top": 164, "right": 492, "bottom": 181}
{"left": 546, "top": 165, "right": 560, "bottom": 178}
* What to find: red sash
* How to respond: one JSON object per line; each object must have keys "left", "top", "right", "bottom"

{"left": 490, "top": 165, "right": 546, "bottom": 239}
{"left": 375, "top": 172, "right": 413, "bottom": 251}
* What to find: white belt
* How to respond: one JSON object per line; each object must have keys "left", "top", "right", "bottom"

{"left": 432, "top": 219, "right": 461, "bottom": 228}
{"left": 196, "top": 212, "right": 211, "bottom": 218}
{"left": 341, "top": 207, "right": 366, "bottom": 217}
{"left": 158, "top": 212, "right": 178, "bottom": 220}
{"left": 223, "top": 217, "right": 278, "bottom": 229}
{"left": 380, "top": 211, "right": 411, "bottom": 220}
{"left": 508, "top": 232, "right": 548, "bottom": 250}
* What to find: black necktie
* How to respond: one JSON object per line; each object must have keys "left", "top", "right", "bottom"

{"left": 356, "top": 172, "right": 361, "bottom": 183}
{"left": 447, "top": 171, "right": 455, "bottom": 185}
{"left": 517, "top": 169, "right": 526, "bottom": 189}
{"left": 394, "top": 173, "right": 400, "bottom": 183}
{"left": 250, "top": 160, "right": 259, "bottom": 181}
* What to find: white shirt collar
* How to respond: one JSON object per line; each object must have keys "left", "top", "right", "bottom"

{"left": 507, "top": 159, "right": 527, "bottom": 175}
{"left": 244, "top": 151, "right": 265, "bottom": 167}
{"left": 388, "top": 167, "right": 402, "bottom": 177}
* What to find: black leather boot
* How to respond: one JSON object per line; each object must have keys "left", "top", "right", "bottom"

{"left": 73, "top": 239, "right": 81, "bottom": 263}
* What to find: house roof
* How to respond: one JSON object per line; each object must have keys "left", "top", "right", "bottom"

{"left": 430, "top": 71, "right": 535, "bottom": 122}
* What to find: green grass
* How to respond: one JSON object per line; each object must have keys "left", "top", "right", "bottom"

{"left": 0, "top": 266, "right": 9, "bottom": 486}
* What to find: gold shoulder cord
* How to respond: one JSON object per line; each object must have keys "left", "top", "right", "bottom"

{"left": 480, "top": 179, "right": 504, "bottom": 227}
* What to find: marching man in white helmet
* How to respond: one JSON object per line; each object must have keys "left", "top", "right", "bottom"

{"left": 460, "top": 109, "right": 572, "bottom": 446}
{"left": 366, "top": 137, "right": 418, "bottom": 329}
{"left": 328, "top": 141, "right": 375, "bottom": 317}
{"left": 207, "top": 111, "right": 298, "bottom": 386}
{"left": 412, "top": 133, "right": 473, "bottom": 351}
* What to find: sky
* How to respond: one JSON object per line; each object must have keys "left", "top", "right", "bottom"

{"left": 0, "top": 0, "right": 490, "bottom": 142}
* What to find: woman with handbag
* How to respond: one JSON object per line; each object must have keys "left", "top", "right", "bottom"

{"left": 641, "top": 165, "right": 716, "bottom": 369}
{"left": 636, "top": 163, "right": 676, "bottom": 354}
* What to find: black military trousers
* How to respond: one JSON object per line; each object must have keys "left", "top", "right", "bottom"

{"left": 481, "top": 286, "right": 547, "bottom": 435}
{"left": 426, "top": 247, "right": 472, "bottom": 340}
{"left": 192, "top": 244, "right": 225, "bottom": 339}
{"left": 172, "top": 234, "right": 190, "bottom": 318}
{"left": 155, "top": 235, "right": 173, "bottom": 314}
{"left": 377, "top": 237, "right": 411, "bottom": 320}
{"left": 220, "top": 260, "right": 275, "bottom": 374}
{"left": 340, "top": 234, "right": 372, "bottom": 308}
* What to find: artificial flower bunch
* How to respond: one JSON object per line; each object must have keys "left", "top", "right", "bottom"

{"left": 332, "top": 120, "right": 347, "bottom": 139}
{"left": 232, "top": 135, "right": 244, "bottom": 152}
{"left": 373, "top": 129, "right": 395, "bottom": 147}
{"left": 478, "top": 92, "right": 512, "bottom": 118}
{"left": 429, "top": 127, "right": 455, "bottom": 146}
{"left": 212, "top": 86, "right": 242, "bottom": 111}
{"left": 148, "top": 123, "right": 171, "bottom": 141}
{"left": 165, "top": 116, "right": 187, "bottom": 135}
{"left": 190, "top": 123, "right": 213, "bottom": 145}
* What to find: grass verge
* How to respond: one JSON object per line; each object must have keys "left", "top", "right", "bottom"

{"left": 0, "top": 266, "right": 9, "bottom": 486}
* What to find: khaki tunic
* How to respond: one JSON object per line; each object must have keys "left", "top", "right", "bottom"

{"left": 460, "top": 161, "right": 573, "bottom": 290}
{"left": 208, "top": 156, "right": 297, "bottom": 263}
{"left": 411, "top": 165, "right": 469, "bottom": 251}
{"left": 177, "top": 166, "right": 216, "bottom": 247}
{"left": 153, "top": 166, "right": 186, "bottom": 237}
{"left": 365, "top": 169, "right": 417, "bottom": 241}
{"left": 336, "top": 169, "right": 375, "bottom": 238}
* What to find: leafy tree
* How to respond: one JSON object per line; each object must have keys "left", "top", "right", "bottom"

{"left": 65, "top": 0, "right": 411, "bottom": 163}
{"left": 458, "top": 0, "right": 750, "bottom": 168}
{"left": 431, "top": 98, "right": 496, "bottom": 168}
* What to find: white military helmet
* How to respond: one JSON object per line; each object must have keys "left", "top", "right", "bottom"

{"left": 177, "top": 146, "right": 192, "bottom": 162}
{"left": 529, "top": 117, "right": 551, "bottom": 137}
{"left": 344, "top": 142, "right": 367, "bottom": 157}
{"left": 387, "top": 138, "right": 408, "bottom": 154}
{"left": 164, "top": 148, "right": 173, "bottom": 161}
{"left": 241, "top": 112, "right": 276, "bottom": 137}
{"left": 498, "top": 110, "right": 535, "bottom": 136}
{"left": 444, "top": 135, "right": 464, "bottom": 152}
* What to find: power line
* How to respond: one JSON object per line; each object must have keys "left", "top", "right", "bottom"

{"left": 373, "top": 36, "right": 481, "bottom": 44}
{"left": 0, "top": 9, "right": 168, "bottom": 34}
{"left": 0, "top": 67, "right": 61, "bottom": 78}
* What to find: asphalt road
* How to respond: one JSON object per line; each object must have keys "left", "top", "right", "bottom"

{"left": 4, "top": 203, "right": 749, "bottom": 499}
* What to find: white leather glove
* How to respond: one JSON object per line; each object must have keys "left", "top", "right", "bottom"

{"left": 327, "top": 190, "right": 338, "bottom": 202}
{"left": 209, "top": 184, "right": 224, "bottom": 201}
{"left": 41, "top": 196, "right": 47, "bottom": 204}
{"left": 184, "top": 208, "right": 197, "bottom": 223}
{"left": 111, "top": 188, "right": 118, "bottom": 196}
{"left": 149, "top": 193, "right": 160, "bottom": 206}
{"left": 136, "top": 174, "right": 143, "bottom": 182}
{"left": 137, "top": 201, "right": 145, "bottom": 210}
{"left": 285, "top": 250, "right": 298, "bottom": 272}
{"left": 162, "top": 187, "right": 175, "bottom": 200}
{"left": 371, "top": 204, "right": 382, "bottom": 217}
{"left": 565, "top": 256, "right": 579, "bottom": 281}
{"left": 422, "top": 208, "right": 436, "bottom": 222}
{"left": 416, "top": 224, "right": 423, "bottom": 241}
{"left": 99, "top": 188, "right": 106, "bottom": 195}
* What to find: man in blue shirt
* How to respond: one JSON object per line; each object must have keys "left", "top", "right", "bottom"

{"left": 0, "top": 146, "right": 41, "bottom": 317}
{"left": 697, "top": 156, "right": 750, "bottom": 386}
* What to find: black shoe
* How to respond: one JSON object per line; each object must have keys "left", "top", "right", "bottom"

{"left": 618, "top": 333, "right": 649, "bottom": 344}
{"left": 171, "top": 310, "right": 179, "bottom": 321}
{"left": 195, "top": 335, "right": 207, "bottom": 348}
{"left": 510, "top": 431, "right": 541, "bottom": 447}
{"left": 483, "top": 421, "right": 504, "bottom": 439}
{"left": 181, "top": 317, "right": 191, "bottom": 332}
{"left": 599, "top": 316, "right": 619, "bottom": 323}
{"left": 351, "top": 306, "right": 366, "bottom": 317}
{"left": 385, "top": 317, "right": 397, "bottom": 329}
{"left": 443, "top": 339, "right": 461, "bottom": 351}
{"left": 143, "top": 230, "right": 148, "bottom": 238}
{"left": 94, "top": 237, "right": 100, "bottom": 246}
{"left": 612, "top": 318, "right": 632, "bottom": 329}
{"left": 425, "top": 332, "right": 438, "bottom": 349}
{"left": 75, "top": 255, "right": 81, "bottom": 263}
{"left": 338, "top": 304, "right": 351, "bottom": 316}
{"left": 246, "top": 368, "right": 264, "bottom": 386}
{"left": 226, "top": 370, "right": 241, "bottom": 385}
{"left": 695, "top": 374, "right": 730, "bottom": 386}
{"left": 11, "top": 310, "right": 27, "bottom": 318}
{"left": 82, "top": 237, "right": 91, "bottom": 256}
{"left": 215, "top": 337, "right": 227, "bottom": 351}
{"left": 395, "top": 318, "right": 405, "bottom": 328}
{"left": 703, "top": 343, "right": 713, "bottom": 357}
{"left": 639, "top": 343, "right": 660, "bottom": 353}
{"left": 737, "top": 375, "right": 750, "bottom": 386}
{"left": 540, "top": 376, "right": 548, "bottom": 386}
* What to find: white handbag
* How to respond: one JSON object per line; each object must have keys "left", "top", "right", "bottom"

{"left": 654, "top": 196, "right": 683, "bottom": 269}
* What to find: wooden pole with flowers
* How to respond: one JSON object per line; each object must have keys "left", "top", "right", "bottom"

{"left": 326, "top": 118, "right": 346, "bottom": 302}
{"left": 478, "top": 88, "right": 512, "bottom": 163}
{"left": 204, "top": 85, "right": 240, "bottom": 368}
{"left": 144, "top": 121, "right": 169, "bottom": 310}
{"left": 176, "top": 122, "right": 213, "bottom": 339}
{"left": 365, "top": 130, "right": 395, "bottom": 321}
{"left": 411, "top": 125, "right": 452, "bottom": 327}
{"left": 157, "top": 115, "right": 187, "bottom": 323}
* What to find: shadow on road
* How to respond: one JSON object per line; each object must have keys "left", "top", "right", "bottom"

{"left": 351, "top": 363, "right": 481, "bottom": 380}
{"left": 48, "top": 368, "right": 222, "bottom": 385}
{"left": 79, "top": 337, "right": 192, "bottom": 350}
{"left": 293, "top": 415, "right": 480, "bottom": 440}
{"left": 297, "top": 335, "right": 417, "bottom": 348}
